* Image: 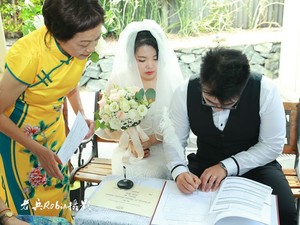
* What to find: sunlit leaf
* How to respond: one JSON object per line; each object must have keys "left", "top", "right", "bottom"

{"left": 145, "top": 88, "right": 156, "bottom": 102}
{"left": 89, "top": 51, "right": 100, "bottom": 63}
{"left": 135, "top": 88, "right": 145, "bottom": 101}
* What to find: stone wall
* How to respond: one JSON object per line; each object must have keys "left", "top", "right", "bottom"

{"left": 5, "top": 30, "right": 282, "bottom": 92}
{"left": 82, "top": 41, "right": 281, "bottom": 92}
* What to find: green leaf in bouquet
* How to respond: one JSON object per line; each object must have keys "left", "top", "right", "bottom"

{"left": 95, "top": 120, "right": 106, "bottom": 130}
{"left": 95, "top": 120, "right": 101, "bottom": 129}
{"left": 94, "top": 111, "right": 100, "bottom": 120}
{"left": 135, "top": 88, "right": 145, "bottom": 101}
{"left": 145, "top": 88, "right": 156, "bottom": 103}
{"left": 89, "top": 51, "right": 100, "bottom": 63}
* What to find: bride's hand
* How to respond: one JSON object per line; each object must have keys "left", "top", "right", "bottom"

{"left": 143, "top": 148, "right": 150, "bottom": 158}
{"left": 129, "top": 141, "right": 151, "bottom": 159}
{"left": 141, "top": 134, "right": 160, "bottom": 149}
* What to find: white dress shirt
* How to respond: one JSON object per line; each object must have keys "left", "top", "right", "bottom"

{"left": 164, "top": 76, "right": 286, "bottom": 180}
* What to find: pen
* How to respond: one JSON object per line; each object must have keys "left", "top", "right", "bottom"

{"left": 123, "top": 166, "right": 127, "bottom": 180}
{"left": 186, "top": 167, "right": 198, "bottom": 192}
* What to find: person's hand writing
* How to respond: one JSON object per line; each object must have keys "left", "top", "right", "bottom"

{"left": 176, "top": 172, "right": 201, "bottom": 194}
{"left": 36, "top": 147, "right": 63, "bottom": 180}
{"left": 199, "top": 164, "right": 226, "bottom": 192}
{"left": 84, "top": 118, "right": 95, "bottom": 139}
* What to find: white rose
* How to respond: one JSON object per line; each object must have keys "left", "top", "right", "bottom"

{"left": 118, "top": 89, "right": 127, "bottom": 97}
{"left": 101, "top": 114, "right": 109, "bottom": 122}
{"left": 103, "top": 104, "right": 111, "bottom": 114}
{"left": 128, "top": 109, "right": 140, "bottom": 121}
{"left": 137, "top": 105, "right": 148, "bottom": 117}
{"left": 109, "top": 102, "right": 119, "bottom": 112}
{"left": 109, "top": 118, "right": 121, "bottom": 130}
{"left": 129, "top": 99, "right": 138, "bottom": 109}
{"left": 119, "top": 99, "right": 131, "bottom": 112}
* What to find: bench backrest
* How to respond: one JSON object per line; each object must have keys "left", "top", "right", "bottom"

{"left": 283, "top": 102, "right": 300, "bottom": 155}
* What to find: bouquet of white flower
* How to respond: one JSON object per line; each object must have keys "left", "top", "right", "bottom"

{"left": 95, "top": 85, "right": 156, "bottom": 132}
{"left": 95, "top": 85, "right": 156, "bottom": 162}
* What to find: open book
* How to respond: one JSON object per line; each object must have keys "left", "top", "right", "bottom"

{"left": 87, "top": 176, "right": 278, "bottom": 225}
{"left": 151, "top": 177, "right": 278, "bottom": 225}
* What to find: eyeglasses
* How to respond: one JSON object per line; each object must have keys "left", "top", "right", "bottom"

{"left": 201, "top": 77, "right": 249, "bottom": 110}
{"left": 202, "top": 95, "right": 239, "bottom": 110}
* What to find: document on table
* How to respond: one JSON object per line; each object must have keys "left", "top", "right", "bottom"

{"left": 210, "top": 177, "right": 272, "bottom": 225}
{"left": 89, "top": 179, "right": 165, "bottom": 217}
{"left": 57, "top": 112, "right": 89, "bottom": 165}
{"left": 151, "top": 177, "right": 277, "bottom": 225}
{"left": 151, "top": 181, "right": 216, "bottom": 225}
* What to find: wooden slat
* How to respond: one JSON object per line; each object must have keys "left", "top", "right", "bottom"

{"left": 83, "top": 163, "right": 111, "bottom": 170}
{"left": 74, "top": 172, "right": 107, "bottom": 183}
{"left": 74, "top": 157, "right": 112, "bottom": 184}
{"left": 286, "top": 176, "right": 300, "bottom": 188}
{"left": 291, "top": 188, "right": 300, "bottom": 198}
{"left": 79, "top": 167, "right": 111, "bottom": 175}
{"left": 283, "top": 169, "right": 297, "bottom": 176}
{"left": 91, "top": 157, "right": 112, "bottom": 164}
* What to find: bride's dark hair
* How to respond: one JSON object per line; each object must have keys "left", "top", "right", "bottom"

{"left": 134, "top": 31, "right": 159, "bottom": 58}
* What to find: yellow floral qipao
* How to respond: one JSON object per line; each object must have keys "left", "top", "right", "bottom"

{"left": 0, "top": 26, "right": 87, "bottom": 223}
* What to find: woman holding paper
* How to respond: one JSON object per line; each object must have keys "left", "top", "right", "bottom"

{"left": 96, "top": 20, "right": 183, "bottom": 179}
{"left": 0, "top": 0, "right": 104, "bottom": 222}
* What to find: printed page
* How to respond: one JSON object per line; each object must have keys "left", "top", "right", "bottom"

{"left": 57, "top": 112, "right": 89, "bottom": 164}
{"left": 89, "top": 178, "right": 165, "bottom": 217}
{"left": 210, "top": 177, "right": 273, "bottom": 225}
{"left": 214, "top": 195, "right": 278, "bottom": 225}
{"left": 151, "top": 180, "right": 216, "bottom": 225}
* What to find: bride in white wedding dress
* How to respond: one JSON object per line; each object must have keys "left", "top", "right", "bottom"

{"left": 95, "top": 20, "right": 183, "bottom": 179}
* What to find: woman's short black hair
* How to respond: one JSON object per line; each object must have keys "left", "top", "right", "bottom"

{"left": 134, "top": 30, "right": 159, "bottom": 57}
{"left": 42, "top": 0, "right": 105, "bottom": 42}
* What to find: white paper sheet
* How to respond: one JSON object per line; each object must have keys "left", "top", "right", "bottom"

{"left": 151, "top": 181, "right": 216, "bottom": 225}
{"left": 151, "top": 178, "right": 277, "bottom": 225}
{"left": 57, "top": 112, "right": 89, "bottom": 164}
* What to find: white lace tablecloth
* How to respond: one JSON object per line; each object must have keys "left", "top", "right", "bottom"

{"left": 74, "top": 176, "right": 155, "bottom": 225}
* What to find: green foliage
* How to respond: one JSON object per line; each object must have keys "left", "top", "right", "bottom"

{"left": 0, "top": 3, "right": 22, "bottom": 33}
{"left": 99, "top": 0, "right": 165, "bottom": 38}
{"left": 0, "top": 0, "right": 42, "bottom": 36}
{"left": 89, "top": 51, "right": 100, "bottom": 63}
{"left": 0, "top": 0, "right": 283, "bottom": 38}
{"left": 135, "top": 87, "right": 156, "bottom": 103}
{"left": 20, "top": 1, "right": 43, "bottom": 35}
{"left": 193, "top": 0, "right": 238, "bottom": 33}
{"left": 248, "top": 1, "right": 284, "bottom": 29}
{"left": 135, "top": 88, "right": 145, "bottom": 102}
{"left": 145, "top": 88, "right": 156, "bottom": 103}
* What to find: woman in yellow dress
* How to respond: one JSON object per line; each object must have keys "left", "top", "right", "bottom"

{"left": 0, "top": 0, "right": 105, "bottom": 223}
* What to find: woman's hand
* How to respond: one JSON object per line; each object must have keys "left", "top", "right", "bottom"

{"left": 141, "top": 134, "right": 160, "bottom": 149}
{"left": 36, "top": 146, "right": 64, "bottom": 180}
{"left": 140, "top": 134, "right": 161, "bottom": 158}
{"left": 2, "top": 216, "right": 30, "bottom": 225}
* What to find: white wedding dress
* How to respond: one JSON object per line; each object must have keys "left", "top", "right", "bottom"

{"left": 111, "top": 108, "right": 172, "bottom": 180}
{"left": 97, "top": 20, "right": 184, "bottom": 181}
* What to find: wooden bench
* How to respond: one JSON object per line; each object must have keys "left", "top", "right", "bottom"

{"left": 69, "top": 91, "right": 114, "bottom": 203}
{"left": 281, "top": 102, "right": 300, "bottom": 201}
